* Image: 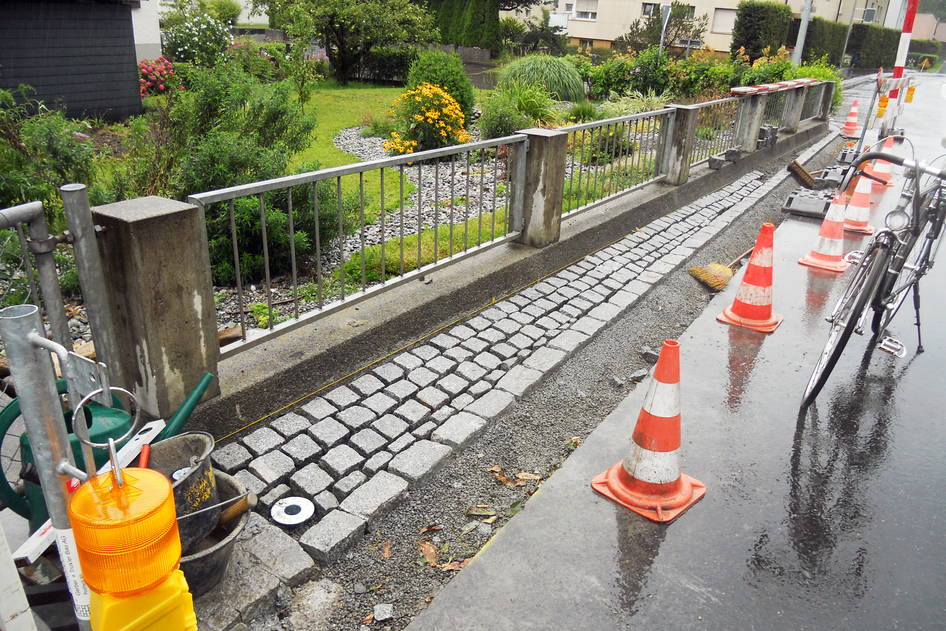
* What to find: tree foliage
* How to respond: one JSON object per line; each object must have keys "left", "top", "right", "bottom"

{"left": 919, "top": 0, "right": 946, "bottom": 21}
{"left": 730, "top": 1, "right": 793, "bottom": 59}
{"left": 257, "top": 0, "right": 437, "bottom": 84}
{"left": 613, "top": 1, "right": 708, "bottom": 54}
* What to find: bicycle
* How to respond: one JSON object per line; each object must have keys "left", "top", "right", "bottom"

{"left": 801, "top": 143, "right": 946, "bottom": 409}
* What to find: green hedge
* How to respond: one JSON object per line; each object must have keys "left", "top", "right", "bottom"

{"left": 731, "top": 1, "right": 793, "bottom": 59}
{"left": 847, "top": 23, "right": 900, "bottom": 68}
{"left": 910, "top": 38, "right": 943, "bottom": 56}
{"left": 352, "top": 48, "right": 419, "bottom": 84}
{"left": 787, "top": 17, "right": 847, "bottom": 65}
{"left": 429, "top": 0, "right": 500, "bottom": 52}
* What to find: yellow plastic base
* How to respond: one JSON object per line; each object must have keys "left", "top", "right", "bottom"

{"left": 90, "top": 569, "right": 197, "bottom": 631}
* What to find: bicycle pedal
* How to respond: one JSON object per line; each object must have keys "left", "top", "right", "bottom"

{"left": 844, "top": 250, "right": 865, "bottom": 264}
{"left": 878, "top": 336, "right": 907, "bottom": 358}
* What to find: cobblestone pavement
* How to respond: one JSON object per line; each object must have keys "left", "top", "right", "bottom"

{"left": 197, "top": 168, "right": 782, "bottom": 629}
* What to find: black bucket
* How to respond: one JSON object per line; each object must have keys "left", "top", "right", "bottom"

{"left": 180, "top": 470, "right": 249, "bottom": 598}
{"left": 149, "top": 431, "right": 219, "bottom": 554}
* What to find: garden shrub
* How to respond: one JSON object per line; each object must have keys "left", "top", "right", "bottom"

{"left": 565, "top": 100, "right": 600, "bottom": 124}
{"left": 563, "top": 51, "right": 595, "bottom": 83}
{"left": 384, "top": 83, "right": 471, "bottom": 153}
{"left": 730, "top": 1, "right": 792, "bottom": 59}
{"left": 846, "top": 23, "right": 899, "bottom": 68}
{"left": 596, "top": 90, "right": 672, "bottom": 118}
{"left": 628, "top": 46, "right": 671, "bottom": 94}
{"left": 588, "top": 53, "right": 639, "bottom": 100}
{"left": 478, "top": 93, "right": 531, "bottom": 139}
{"left": 406, "top": 50, "right": 475, "bottom": 123}
{"left": 786, "top": 56, "right": 843, "bottom": 111}
{"left": 737, "top": 46, "right": 792, "bottom": 85}
{"left": 138, "top": 57, "right": 179, "bottom": 97}
{"left": 910, "top": 39, "right": 943, "bottom": 57}
{"left": 355, "top": 48, "right": 419, "bottom": 84}
{"left": 163, "top": 13, "right": 232, "bottom": 66}
{"left": 225, "top": 39, "right": 286, "bottom": 81}
{"left": 787, "top": 17, "right": 846, "bottom": 65}
{"left": 669, "top": 49, "right": 737, "bottom": 97}
{"left": 207, "top": 0, "right": 242, "bottom": 25}
{"left": 499, "top": 55, "right": 585, "bottom": 101}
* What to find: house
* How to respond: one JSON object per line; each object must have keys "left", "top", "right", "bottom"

{"left": 503, "top": 0, "right": 895, "bottom": 52}
{"left": 0, "top": 0, "right": 142, "bottom": 120}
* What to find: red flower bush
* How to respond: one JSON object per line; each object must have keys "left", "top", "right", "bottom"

{"left": 137, "top": 57, "right": 180, "bottom": 97}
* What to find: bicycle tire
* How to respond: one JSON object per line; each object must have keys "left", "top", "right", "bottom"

{"left": 802, "top": 245, "right": 889, "bottom": 408}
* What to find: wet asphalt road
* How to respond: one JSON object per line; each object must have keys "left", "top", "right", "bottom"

{"left": 408, "top": 74, "right": 946, "bottom": 630}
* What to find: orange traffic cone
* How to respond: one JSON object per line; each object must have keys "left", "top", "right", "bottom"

{"left": 717, "top": 223, "right": 783, "bottom": 333}
{"left": 840, "top": 100, "right": 861, "bottom": 138}
{"left": 798, "top": 192, "right": 851, "bottom": 273}
{"left": 591, "top": 340, "right": 705, "bottom": 523}
{"left": 871, "top": 136, "right": 896, "bottom": 189}
{"left": 843, "top": 176, "right": 875, "bottom": 235}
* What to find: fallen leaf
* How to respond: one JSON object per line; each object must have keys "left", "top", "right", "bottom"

{"left": 466, "top": 506, "right": 496, "bottom": 517}
{"left": 487, "top": 465, "right": 503, "bottom": 473}
{"left": 515, "top": 472, "right": 541, "bottom": 481}
{"left": 418, "top": 524, "right": 443, "bottom": 535}
{"left": 424, "top": 595, "right": 433, "bottom": 603}
{"left": 439, "top": 558, "right": 470, "bottom": 572}
{"left": 416, "top": 539, "right": 439, "bottom": 565}
{"left": 482, "top": 515, "right": 498, "bottom": 524}
{"left": 490, "top": 470, "right": 526, "bottom": 487}
{"left": 368, "top": 583, "right": 384, "bottom": 592}
{"left": 475, "top": 504, "right": 490, "bottom": 508}
{"left": 361, "top": 613, "right": 374, "bottom": 624}
{"left": 505, "top": 499, "right": 525, "bottom": 517}
{"left": 460, "top": 522, "right": 478, "bottom": 536}
{"left": 381, "top": 540, "right": 392, "bottom": 558}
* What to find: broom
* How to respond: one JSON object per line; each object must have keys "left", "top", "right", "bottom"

{"left": 787, "top": 160, "right": 816, "bottom": 188}
{"left": 688, "top": 246, "right": 754, "bottom": 291}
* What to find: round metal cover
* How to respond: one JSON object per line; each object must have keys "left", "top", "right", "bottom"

{"left": 271, "top": 497, "right": 315, "bottom": 526}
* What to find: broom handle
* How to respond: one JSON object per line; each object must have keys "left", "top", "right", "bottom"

{"left": 727, "top": 247, "right": 755, "bottom": 269}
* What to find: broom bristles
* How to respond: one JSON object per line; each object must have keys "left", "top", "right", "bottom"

{"left": 688, "top": 263, "right": 733, "bottom": 291}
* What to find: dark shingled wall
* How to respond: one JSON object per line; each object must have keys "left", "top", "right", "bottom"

{"left": 0, "top": 0, "right": 142, "bottom": 120}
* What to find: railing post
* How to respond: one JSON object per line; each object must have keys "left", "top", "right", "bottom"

{"left": 511, "top": 129, "right": 566, "bottom": 248}
{"left": 735, "top": 93, "right": 768, "bottom": 153}
{"left": 818, "top": 82, "right": 835, "bottom": 120}
{"left": 664, "top": 105, "right": 698, "bottom": 185}
{"left": 781, "top": 86, "right": 807, "bottom": 132}
{"left": 91, "top": 196, "right": 220, "bottom": 418}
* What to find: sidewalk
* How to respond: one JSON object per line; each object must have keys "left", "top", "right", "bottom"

{"left": 193, "top": 131, "right": 839, "bottom": 628}
{"left": 406, "top": 209, "right": 946, "bottom": 631}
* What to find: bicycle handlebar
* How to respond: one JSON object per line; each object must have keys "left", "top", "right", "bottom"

{"left": 841, "top": 151, "right": 946, "bottom": 191}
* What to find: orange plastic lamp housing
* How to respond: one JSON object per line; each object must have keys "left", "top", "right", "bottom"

{"left": 68, "top": 467, "right": 181, "bottom": 596}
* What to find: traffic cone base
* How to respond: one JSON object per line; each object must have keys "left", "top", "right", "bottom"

{"left": 716, "top": 304, "right": 783, "bottom": 333}
{"left": 799, "top": 250, "right": 850, "bottom": 273}
{"left": 592, "top": 462, "right": 705, "bottom": 523}
{"left": 843, "top": 222, "right": 875, "bottom": 235}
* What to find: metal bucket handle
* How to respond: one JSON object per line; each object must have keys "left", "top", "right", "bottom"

{"left": 71, "top": 387, "right": 140, "bottom": 486}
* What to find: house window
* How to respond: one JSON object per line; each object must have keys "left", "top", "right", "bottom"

{"left": 576, "top": 10, "right": 597, "bottom": 19}
{"left": 642, "top": 2, "right": 659, "bottom": 16}
{"left": 681, "top": 4, "right": 696, "bottom": 18}
{"left": 712, "top": 7, "right": 737, "bottom": 33}
{"left": 579, "top": 39, "right": 594, "bottom": 47}
{"left": 861, "top": 7, "right": 877, "bottom": 22}
{"left": 565, "top": 3, "right": 574, "bottom": 12}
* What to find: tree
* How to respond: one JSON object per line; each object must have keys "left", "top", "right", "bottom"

{"left": 919, "top": 0, "right": 946, "bottom": 21}
{"left": 255, "top": 0, "right": 438, "bottom": 84}
{"left": 498, "top": 0, "right": 545, "bottom": 11}
{"left": 521, "top": 8, "right": 568, "bottom": 55}
{"left": 613, "top": 1, "right": 708, "bottom": 55}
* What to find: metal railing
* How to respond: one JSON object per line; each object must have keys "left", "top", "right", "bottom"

{"left": 559, "top": 108, "right": 674, "bottom": 216}
{"left": 189, "top": 135, "right": 527, "bottom": 356}
{"left": 688, "top": 97, "right": 741, "bottom": 166}
{"left": 801, "top": 83, "right": 826, "bottom": 121}
{"left": 761, "top": 90, "right": 788, "bottom": 128}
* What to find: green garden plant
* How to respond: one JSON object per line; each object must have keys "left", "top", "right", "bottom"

{"left": 730, "top": 1, "right": 793, "bottom": 59}
{"left": 384, "top": 83, "right": 471, "bottom": 153}
{"left": 407, "top": 50, "right": 476, "bottom": 123}
{"left": 163, "top": 13, "right": 233, "bottom": 66}
{"left": 499, "top": 55, "right": 584, "bottom": 101}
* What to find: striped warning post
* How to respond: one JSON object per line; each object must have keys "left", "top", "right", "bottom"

{"left": 840, "top": 100, "right": 861, "bottom": 138}
{"left": 799, "top": 192, "right": 851, "bottom": 273}
{"left": 591, "top": 340, "right": 705, "bottom": 523}
{"left": 843, "top": 175, "right": 875, "bottom": 235}
{"left": 717, "top": 223, "right": 783, "bottom": 333}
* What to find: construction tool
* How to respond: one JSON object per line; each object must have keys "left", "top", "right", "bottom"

{"left": 688, "top": 246, "right": 754, "bottom": 291}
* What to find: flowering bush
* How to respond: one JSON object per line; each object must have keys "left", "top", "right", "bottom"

{"left": 163, "top": 14, "right": 232, "bottom": 66}
{"left": 137, "top": 57, "right": 181, "bottom": 97}
{"left": 383, "top": 83, "right": 471, "bottom": 154}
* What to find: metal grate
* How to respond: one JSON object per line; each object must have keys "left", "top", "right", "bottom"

{"left": 688, "top": 97, "right": 741, "bottom": 166}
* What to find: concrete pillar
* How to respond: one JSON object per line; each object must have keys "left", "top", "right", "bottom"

{"left": 511, "top": 128, "right": 567, "bottom": 248}
{"left": 781, "top": 86, "right": 807, "bottom": 133}
{"left": 818, "top": 82, "right": 836, "bottom": 120}
{"left": 92, "top": 196, "right": 219, "bottom": 418}
{"left": 735, "top": 93, "right": 767, "bottom": 153}
{"left": 664, "top": 105, "right": 699, "bottom": 185}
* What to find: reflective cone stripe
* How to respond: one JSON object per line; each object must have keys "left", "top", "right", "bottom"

{"left": 840, "top": 100, "right": 861, "bottom": 138}
{"left": 843, "top": 176, "right": 875, "bottom": 235}
{"left": 799, "top": 193, "right": 850, "bottom": 273}
{"left": 872, "top": 136, "right": 896, "bottom": 188}
{"left": 716, "top": 223, "right": 783, "bottom": 333}
{"left": 591, "top": 340, "right": 705, "bottom": 523}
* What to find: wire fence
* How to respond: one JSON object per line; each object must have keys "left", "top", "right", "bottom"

{"left": 688, "top": 97, "right": 741, "bottom": 166}
{"left": 190, "top": 135, "right": 526, "bottom": 355}
{"left": 560, "top": 108, "right": 674, "bottom": 216}
{"left": 801, "top": 83, "right": 826, "bottom": 121}
{"left": 761, "top": 90, "right": 788, "bottom": 128}
{"left": 0, "top": 227, "right": 37, "bottom": 309}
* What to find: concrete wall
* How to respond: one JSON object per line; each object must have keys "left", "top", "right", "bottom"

{"left": 132, "top": 0, "right": 162, "bottom": 61}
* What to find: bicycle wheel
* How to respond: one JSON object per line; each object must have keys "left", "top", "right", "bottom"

{"left": 871, "top": 212, "right": 943, "bottom": 336}
{"left": 802, "top": 244, "right": 889, "bottom": 408}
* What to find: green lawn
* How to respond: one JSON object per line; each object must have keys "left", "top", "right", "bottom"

{"left": 290, "top": 80, "right": 412, "bottom": 224}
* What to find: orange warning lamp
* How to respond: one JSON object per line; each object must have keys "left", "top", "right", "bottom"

{"left": 905, "top": 85, "right": 916, "bottom": 103}
{"left": 878, "top": 95, "right": 889, "bottom": 108}
{"left": 875, "top": 106, "right": 887, "bottom": 119}
{"left": 69, "top": 467, "right": 180, "bottom": 595}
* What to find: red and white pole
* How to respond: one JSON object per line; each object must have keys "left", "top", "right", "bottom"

{"left": 890, "top": 0, "right": 919, "bottom": 97}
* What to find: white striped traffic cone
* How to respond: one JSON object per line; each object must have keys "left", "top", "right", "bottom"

{"left": 871, "top": 136, "right": 896, "bottom": 189}
{"left": 717, "top": 223, "right": 783, "bottom": 334}
{"left": 840, "top": 100, "right": 861, "bottom": 138}
{"left": 591, "top": 339, "right": 705, "bottom": 523}
{"left": 798, "top": 192, "right": 851, "bottom": 273}
{"left": 843, "top": 176, "right": 875, "bottom": 235}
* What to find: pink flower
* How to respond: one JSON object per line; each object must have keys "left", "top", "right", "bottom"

{"left": 178, "top": 86, "right": 186, "bottom": 91}
{"left": 146, "top": 81, "right": 153, "bottom": 87}
{"left": 158, "top": 84, "right": 165, "bottom": 91}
